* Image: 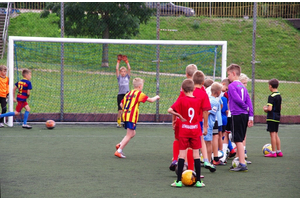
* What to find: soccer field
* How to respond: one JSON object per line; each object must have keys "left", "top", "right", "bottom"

{"left": 0, "top": 123, "right": 299, "bottom": 198}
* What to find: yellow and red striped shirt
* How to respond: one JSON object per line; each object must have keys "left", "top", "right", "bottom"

{"left": 0, "top": 76, "right": 9, "bottom": 98}
{"left": 121, "top": 89, "right": 148, "bottom": 124}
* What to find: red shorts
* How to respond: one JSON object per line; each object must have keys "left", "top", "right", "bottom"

{"left": 178, "top": 136, "right": 202, "bottom": 150}
{"left": 174, "top": 122, "right": 179, "bottom": 140}
{"left": 16, "top": 101, "right": 28, "bottom": 112}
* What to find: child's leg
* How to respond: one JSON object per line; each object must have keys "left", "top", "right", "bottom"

{"left": 187, "top": 148, "right": 194, "bottom": 170}
{"left": 270, "top": 132, "right": 277, "bottom": 153}
{"left": 212, "top": 134, "right": 219, "bottom": 162}
{"left": 275, "top": 132, "right": 281, "bottom": 151}
{"left": 172, "top": 139, "right": 179, "bottom": 162}
{"left": 0, "top": 97, "right": 7, "bottom": 123}
{"left": 118, "top": 128, "right": 136, "bottom": 152}
{"left": 23, "top": 105, "right": 31, "bottom": 125}
{"left": 176, "top": 150, "right": 187, "bottom": 182}
{"left": 205, "top": 141, "right": 212, "bottom": 162}
{"left": 117, "top": 110, "right": 122, "bottom": 126}
{"left": 236, "top": 142, "right": 245, "bottom": 164}
{"left": 218, "top": 131, "right": 223, "bottom": 151}
{"left": 200, "top": 136, "right": 208, "bottom": 161}
{"left": 193, "top": 149, "right": 201, "bottom": 182}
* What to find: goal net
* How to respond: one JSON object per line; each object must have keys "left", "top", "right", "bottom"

{"left": 7, "top": 36, "right": 227, "bottom": 126}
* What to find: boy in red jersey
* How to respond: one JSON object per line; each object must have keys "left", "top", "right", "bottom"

{"left": 0, "top": 69, "right": 32, "bottom": 129}
{"left": 168, "top": 79, "right": 205, "bottom": 188}
{"left": 0, "top": 65, "right": 9, "bottom": 127}
{"left": 114, "top": 78, "right": 160, "bottom": 158}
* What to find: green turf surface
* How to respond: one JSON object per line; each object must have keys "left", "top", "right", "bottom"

{"left": 0, "top": 124, "right": 299, "bottom": 197}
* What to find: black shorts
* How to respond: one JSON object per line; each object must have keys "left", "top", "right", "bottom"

{"left": 231, "top": 114, "right": 248, "bottom": 143}
{"left": 117, "top": 94, "right": 126, "bottom": 111}
{"left": 226, "top": 116, "right": 232, "bottom": 132}
{"left": 267, "top": 121, "right": 279, "bottom": 133}
{"left": 212, "top": 121, "right": 220, "bottom": 135}
{"left": 222, "top": 125, "right": 227, "bottom": 133}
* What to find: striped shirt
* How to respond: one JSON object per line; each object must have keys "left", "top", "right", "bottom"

{"left": 121, "top": 89, "right": 148, "bottom": 124}
{"left": 15, "top": 79, "right": 32, "bottom": 102}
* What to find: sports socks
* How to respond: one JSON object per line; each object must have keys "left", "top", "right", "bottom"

{"left": 176, "top": 158, "right": 185, "bottom": 182}
{"left": 194, "top": 158, "right": 201, "bottom": 181}
{"left": 228, "top": 140, "right": 233, "bottom": 151}
{"left": 117, "top": 117, "right": 121, "bottom": 125}
{"left": 0, "top": 111, "right": 15, "bottom": 118}
{"left": 172, "top": 140, "right": 179, "bottom": 162}
{"left": 23, "top": 111, "right": 29, "bottom": 125}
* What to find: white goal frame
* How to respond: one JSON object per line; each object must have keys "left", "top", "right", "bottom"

{"left": 7, "top": 36, "right": 227, "bottom": 126}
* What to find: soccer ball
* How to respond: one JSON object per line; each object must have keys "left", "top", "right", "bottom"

{"left": 231, "top": 157, "right": 247, "bottom": 168}
{"left": 262, "top": 143, "right": 272, "bottom": 155}
{"left": 175, "top": 163, "right": 188, "bottom": 175}
{"left": 181, "top": 170, "right": 197, "bottom": 186}
{"left": 46, "top": 120, "right": 56, "bottom": 129}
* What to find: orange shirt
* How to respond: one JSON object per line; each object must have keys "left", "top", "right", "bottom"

{"left": 121, "top": 89, "right": 148, "bottom": 124}
{"left": 0, "top": 76, "right": 9, "bottom": 98}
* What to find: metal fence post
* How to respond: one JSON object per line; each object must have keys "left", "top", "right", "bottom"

{"left": 60, "top": 2, "right": 64, "bottom": 122}
{"left": 251, "top": 2, "right": 257, "bottom": 116}
{"left": 155, "top": 3, "right": 160, "bottom": 122}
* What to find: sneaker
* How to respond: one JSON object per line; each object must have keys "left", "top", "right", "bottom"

{"left": 230, "top": 163, "right": 248, "bottom": 172}
{"left": 195, "top": 180, "right": 205, "bottom": 188}
{"left": 22, "top": 124, "right": 32, "bottom": 129}
{"left": 277, "top": 152, "right": 283, "bottom": 157}
{"left": 204, "top": 161, "right": 216, "bottom": 172}
{"left": 117, "top": 124, "right": 122, "bottom": 128}
{"left": 200, "top": 175, "right": 204, "bottom": 179}
{"left": 0, "top": 123, "right": 4, "bottom": 128}
{"left": 228, "top": 149, "right": 236, "bottom": 158}
{"left": 171, "top": 181, "right": 182, "bottom": 187}
{"left": 115, "top": 143, "right": 121, "bottom": 150}
{"left": 213, "top": 160, "right": 226, "bottom": 166}
{"left": 114, "top": 151, "right": 126, "bottom": 158}
{"left": 246, "top": 160, "right": 252, "bottom": 164}
{"left": 264, "top": 153, "right": 277, "bottom": 157}
{"left": 169, "top": 160, "right": 177, "bottom": 171}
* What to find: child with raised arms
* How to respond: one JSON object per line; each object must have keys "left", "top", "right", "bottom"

{"left": 114, "top": 78, "right": 160, "bottom": 158}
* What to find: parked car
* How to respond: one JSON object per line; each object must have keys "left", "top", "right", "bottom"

{"left": 146, "top": 2, "right": 195, "bottom": 17}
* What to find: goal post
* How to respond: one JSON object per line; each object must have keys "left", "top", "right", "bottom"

{"left": 7, "top": 36, "right": 227, "bottom": 126}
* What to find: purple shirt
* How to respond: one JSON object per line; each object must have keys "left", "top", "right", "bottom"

{"left": 228, "top": 80, "right": 253, "bottom": 119}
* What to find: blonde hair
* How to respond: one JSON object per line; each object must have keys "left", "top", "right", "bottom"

{"left": 0, "top": 65, "right": 7, "bottom": 71}
{"left": 181, "top": 79, "right": 194, "bottom": 93}
{"left": 239, "top": 73, "right": 249, "bottom": 82}
{"left": 211, "top": 82, "right": 222, "bottom": 95}
{"left": 120, "top": 66, "right": 127, "bottom": 71}
{"left": 192, "top": 70, "right": 205, "bottom": 85}
{"left": 186, "top": 64, "right": 197, "bottom": 77}
{"left": 227, "top": 64, "right": 241, "bottom": 76}
{"left": 133, "top": 78, "right": 144, "bottom": 88}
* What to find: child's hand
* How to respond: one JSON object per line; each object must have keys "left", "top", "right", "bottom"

{"left": 263, "top": 106, "right": 268, "bottom": 113}
{"left": 117, "top": 54, "right": 122, "bottom": 61}
{"left": 122, "top": 55, "right": 128, "bottom": 63}
{"left": 203, "top": 127, "right": 208, "bottom": 135}
{"left": 13, "top": 99, "right": 17, "bottom": 103}
{"left": 178, "top": 115, "right": 186, "bottom": 122}
{"left": 248, "top": 120, "right": 253, "bottom": 127}
{"left": 155, "top": 95, "right": 160, "bottom": 100}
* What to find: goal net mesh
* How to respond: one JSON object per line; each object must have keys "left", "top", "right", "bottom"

{"left": 11, "top": 39, "right": 224, "bottom": 122}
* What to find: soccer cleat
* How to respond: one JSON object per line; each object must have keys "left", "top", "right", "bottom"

{"left": 195, "top": 180, "right": 205, "bottom": 188}
{"left": 22, "top": 124, "right": 32, "bottom": 129}
{"left": 245, "top": 150, "right": 248, "bottom": 159}
{"left": 114, "top": 151, "right": 126, "bottom": 158}
{"left": 230, "top": 163, "right": 248, "bottom": 172}
{"left": 116, "top": 124, "right": 122, "bottom": 128}
{"left": 0, "top": 123, "right": 4, "bottom": 127}
{"left": 115, "top": 143, "right": 121, "bottom": 150}
{"left": 277, "top": 152, "right": 283, "bottom": 157}
{"left": 204, "top": 161, "right": 216, "bottom": 172}
{"left": 169, "top": 160, "right": 177, "bottom": 171}
{"left": 213, "top": 160, "right": 226, "bottom": 166}
{"left": 228, "top": 149, "right": 236, "bottom": 158}
{"left": 264, "top": 153, "right": 277, "bottom": 157}
{"left": 171, "top": 180, "right": 182, "bottom": 187}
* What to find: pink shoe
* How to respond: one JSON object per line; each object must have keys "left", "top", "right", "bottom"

{"left": 264, "top": 153, "right": 277, "bottom": 157}
{"left": 277, "top": 152, "right": 283, "bottom": 157}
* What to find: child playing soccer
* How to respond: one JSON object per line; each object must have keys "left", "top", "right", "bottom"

{"left": 168, "top": 79, "right": 205, "bottom": 188}
{"left": 0, "top": 69, "right": 32, "bottom": 129}
{"left": 114, "top": 78, "right": 160, "bottom": 158}
{"left": 0, "top": 65, "right": 9, "bottom": 127}
{"left": 204, "top": 82, "right": 222, "bottom": 164}
{"left": 116, "top": 54, "right": 131, "bottom": 128}
{"left": 263, "top": 78, "right": 282, "bottom": 157}
{"left": 227, "top": 64, "right": 253, "bottom": 172}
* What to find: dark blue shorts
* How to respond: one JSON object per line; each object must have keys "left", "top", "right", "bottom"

{"left": 124, "top": 122, "right": 136, "bottom": 130}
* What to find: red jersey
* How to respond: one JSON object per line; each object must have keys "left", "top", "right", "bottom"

{"left": 193, "top": 87, "right": 211, "bottom": 120}
{"left": 171, "top": 96, "right": 202, "bottom": 138}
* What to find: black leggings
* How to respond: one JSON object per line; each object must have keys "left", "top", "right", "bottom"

{"left": 0, "top": 97, "right": 7, "bottom": 123}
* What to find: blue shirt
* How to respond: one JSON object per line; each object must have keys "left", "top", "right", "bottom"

{"left": 221, "top": 96, "right": 228, "bottom": 126}
{"left": 208, "top": 96, "right": 220, "bottom": 135}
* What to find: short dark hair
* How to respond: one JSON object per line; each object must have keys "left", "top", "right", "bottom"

{"left": 181, "top": 79, "right": 194, "bottom": 93}
{"left": 22, "top": 69, "right": 31, "bottom": 77}
{"left": 269, "top": 78, "right": 279, "bottom": 88}
{"left": 204, "top": 79, "right": 213, "bottom": 88}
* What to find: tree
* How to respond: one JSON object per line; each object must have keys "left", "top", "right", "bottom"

{"left": 42, "top": 2, "right": 154, "bottom": 67}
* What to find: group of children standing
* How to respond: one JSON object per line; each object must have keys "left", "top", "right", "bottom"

{"left": 114, "top": 57, "right": 283, "bottom": 188}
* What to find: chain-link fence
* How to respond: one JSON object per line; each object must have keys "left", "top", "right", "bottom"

{"left": 3, "top": 2, "right": 300, "bottom": 123}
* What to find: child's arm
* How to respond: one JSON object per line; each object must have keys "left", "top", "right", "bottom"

{"left": 146, "top": 95, "right": 160, "bottom": 103}
{"left": 168, "top": 107, "right": 186, "bottom": 122}
{"left": 13, "top": 86, "right": 17, "bottom": 102}
{"left": 202, "top": 110, "right": 208, "bottom": 135}
{"left": 263, "top": 105, "right": 272, "bottom": 112}
{"left": 116, "top": 54, "right": 122, "bottom": 77}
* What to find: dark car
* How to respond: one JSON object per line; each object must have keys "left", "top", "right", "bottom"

{"left": 146, "top": 2, "right": 195, "bottom": 17}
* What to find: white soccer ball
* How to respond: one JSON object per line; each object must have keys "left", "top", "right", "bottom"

{"left": 231, "top": 157, "right": 247, "bottom": 168}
